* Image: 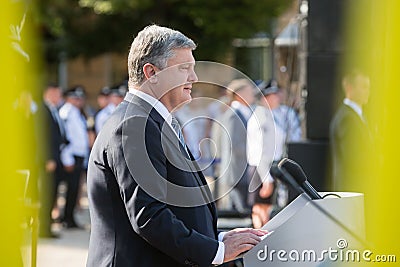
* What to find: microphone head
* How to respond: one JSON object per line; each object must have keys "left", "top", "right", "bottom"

{"left": 280, "top": 158, "right": 307, "bottom": 184}
{"left": 270, "top": 163, "right": 283, "bottom": 179}
{"left": 276, "top": 158, "right": 289, "bottom": 168}
{"left": 270, "top": 160, "right": 305, "bottom": 196}
{"left": 277, "top": 158, "right": 322, "bottom": 200}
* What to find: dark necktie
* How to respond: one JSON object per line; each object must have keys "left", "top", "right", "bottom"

{"left": 171, "top": 116, "right": 188, "bottom": 154}
{"left": 50, "top": 105, "right": 66, "bottom": 138}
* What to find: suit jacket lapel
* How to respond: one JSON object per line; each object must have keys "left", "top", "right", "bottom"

{"left": 151, "top": 108, "right": 217, "bottom": 222}
{"left": 186, "top": 148, "right": 217, "bottom": 221}
{"left": 124, "top": 93, "right": 217, "bottom": 221}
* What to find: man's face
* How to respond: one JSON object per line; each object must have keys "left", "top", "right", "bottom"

{"left": 353, "top": 75, "right": 370, "bottom": 106}
{"left": 46, "top": 87, "right": 63, "bottom": 106}
{"left": 236, "top": 85, "right": 255, "bottom": 107}
{"left": 265, "top": 93, "right": 281, "bottom": 109}
{"left": 155, "top": 48, "right": 198, "bottom": 112}
{"left": 97, "top": 95, "right": 109, "bottom": 109}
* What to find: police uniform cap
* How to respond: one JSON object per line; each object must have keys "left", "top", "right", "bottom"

{"left": 255, "top": 80, "right": 279, "bottom": 96}
{"left": 109, "top": 85, "right": 127, "bottom": 97}
{"left": 99, "top": 86, "right": 111, "bottom": 96}
{"left": 65, "top": 86, "right": 86, "bottom": 98}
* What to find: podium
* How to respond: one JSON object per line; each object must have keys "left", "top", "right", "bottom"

{"left": 243, "top": 192, "right": 366, "bottom": 266}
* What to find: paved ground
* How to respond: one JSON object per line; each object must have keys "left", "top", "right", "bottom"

{"left": 30, "top": 181, "right": 91, "bottom": 267}
{"left": 29, "top": 181, "right": 252, "bottom": 267}
{"left": 33, "top": 214, "right": 251, "bottom": 267}
{"left": 36, "top": 209, "right": 90, "bottom": 267}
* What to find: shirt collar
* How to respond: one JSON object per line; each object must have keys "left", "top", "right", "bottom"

{"left": 129, "top": 89, "right": 172, "bottom": 125}
{"left": 231, "top": 100, "right": 252, "bottom": 120}
{"left": 344, "top": 98, "right": 363, "bottom": 118}
{"left": 44, "top": 100, "right": 57, "bottom": 109}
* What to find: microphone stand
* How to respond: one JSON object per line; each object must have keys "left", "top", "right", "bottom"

{"left": 273, "top": 165, "right": 371, "bottom": 249}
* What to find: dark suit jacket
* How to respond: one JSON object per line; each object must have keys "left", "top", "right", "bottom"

{"left": 218, "top": 106, "right": 251, "bottom": 211}
{"left": 329, "top": 104, "right": 371, "bottom": 191}
{"left": 87, "top": 93, "right": 219, "bottom": 267}
{"left": 37, "top": 102, "right": 66, "bottom": 165}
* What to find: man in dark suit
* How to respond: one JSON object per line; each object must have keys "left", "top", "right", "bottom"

{"left": 39, "top": 83, "right": 66, "bottom": 237}
{"left": 330, "top": 70, "right": 371, "bottom": 191}
{"left": 87, "top": 25, "right": 265, "bottom": 267}
{"left": 218, "top": 79, "right": 255, "bottom": 213}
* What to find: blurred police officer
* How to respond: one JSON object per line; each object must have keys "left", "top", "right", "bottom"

{"left": 59, "top": 86, "right": 89, "bottom": 228}
{"left": 94, "top": 85, "right": 127, "bottom": 134}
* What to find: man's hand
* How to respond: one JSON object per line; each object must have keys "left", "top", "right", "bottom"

{"left": 259, "top": 181, "right": 274, "bottom": 198}
{"left": 223, "top": 228, "right": 268, "bottom": 262}
{"left": 45, "top": 160, "right": 57, "bottom": 172}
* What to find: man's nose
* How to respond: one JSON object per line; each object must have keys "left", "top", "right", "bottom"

{"left": 189, "top": 69, "right": 198, "bottom": 83}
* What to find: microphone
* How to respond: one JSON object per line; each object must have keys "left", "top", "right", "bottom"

{"left": 270, "top": 162, "right": 310, "bottom": 199}
{"left": 270, "top": 159, "right": 370, "bottom": 248}
{"left": 280, "top": 158, "right": 322, "bottom": 200}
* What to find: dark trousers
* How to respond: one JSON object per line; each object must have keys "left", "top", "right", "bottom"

{"left": 39, "top": 169, "right": 54, "bottom": 234}
{"left": 39, "top": 162, "right": 64, "bottom": 234}
{"left": 63, "top": 155, "right": 84, "bottom": 223}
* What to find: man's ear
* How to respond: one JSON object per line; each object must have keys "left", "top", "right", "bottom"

{"left": 143, "top": 63, "right": 158, "bottom": 84}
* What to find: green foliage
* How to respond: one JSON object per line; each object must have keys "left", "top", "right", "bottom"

{"left": 38, "top": 0, "right": 291, "bottom": 62}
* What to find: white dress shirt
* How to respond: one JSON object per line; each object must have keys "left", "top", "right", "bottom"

{"left": 59, "top": 102, "right": 89, "bottom": 166}
{"left": 130, "top": 89, "right": 225, "bottom": 265}
{"left": 343, "top": 98, "right": 363, "bottom": 120}
{"left": 131, "top": 89, "right": 172, "bottom": 126}
{"left": 271, "top": 105, "right": 302, "bottom": 160}
{"left": 247, "top": 105, "right": 275, "bottom": 183}
{"left": 95, "top": 103, "right": 117, "bottom": 134}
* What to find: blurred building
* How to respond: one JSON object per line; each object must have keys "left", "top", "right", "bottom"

{"left": 43, "top": 2, "right": 304, "bottom": 110}
{"left": 45, "top": 52, "right": 127, "bottom": 108}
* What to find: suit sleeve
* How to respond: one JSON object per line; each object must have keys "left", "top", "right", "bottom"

{"left": 225, "top": 113, "right": 248, "bottom": 187}
{"left": 335, "top": 114, "right": 358, "bottom": 161}
{"left": 109, "top": 116, "right": 219, "bottom": 267}
{"left": 330, "top": 109, "right": 368, "bottom": 191}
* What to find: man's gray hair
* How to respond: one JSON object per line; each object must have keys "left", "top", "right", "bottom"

{"left": 128, "top": 25, "right": 196, "bottom": 87}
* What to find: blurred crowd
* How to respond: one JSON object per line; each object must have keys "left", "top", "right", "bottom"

{"left": 18, "top": 77, "right": 304, "bottom": 238}
{"left": 15, "top": 81, "right": 128, "bottom": 238}
{"left": 16, "top": 67, "right": 371, "bottom": 241}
